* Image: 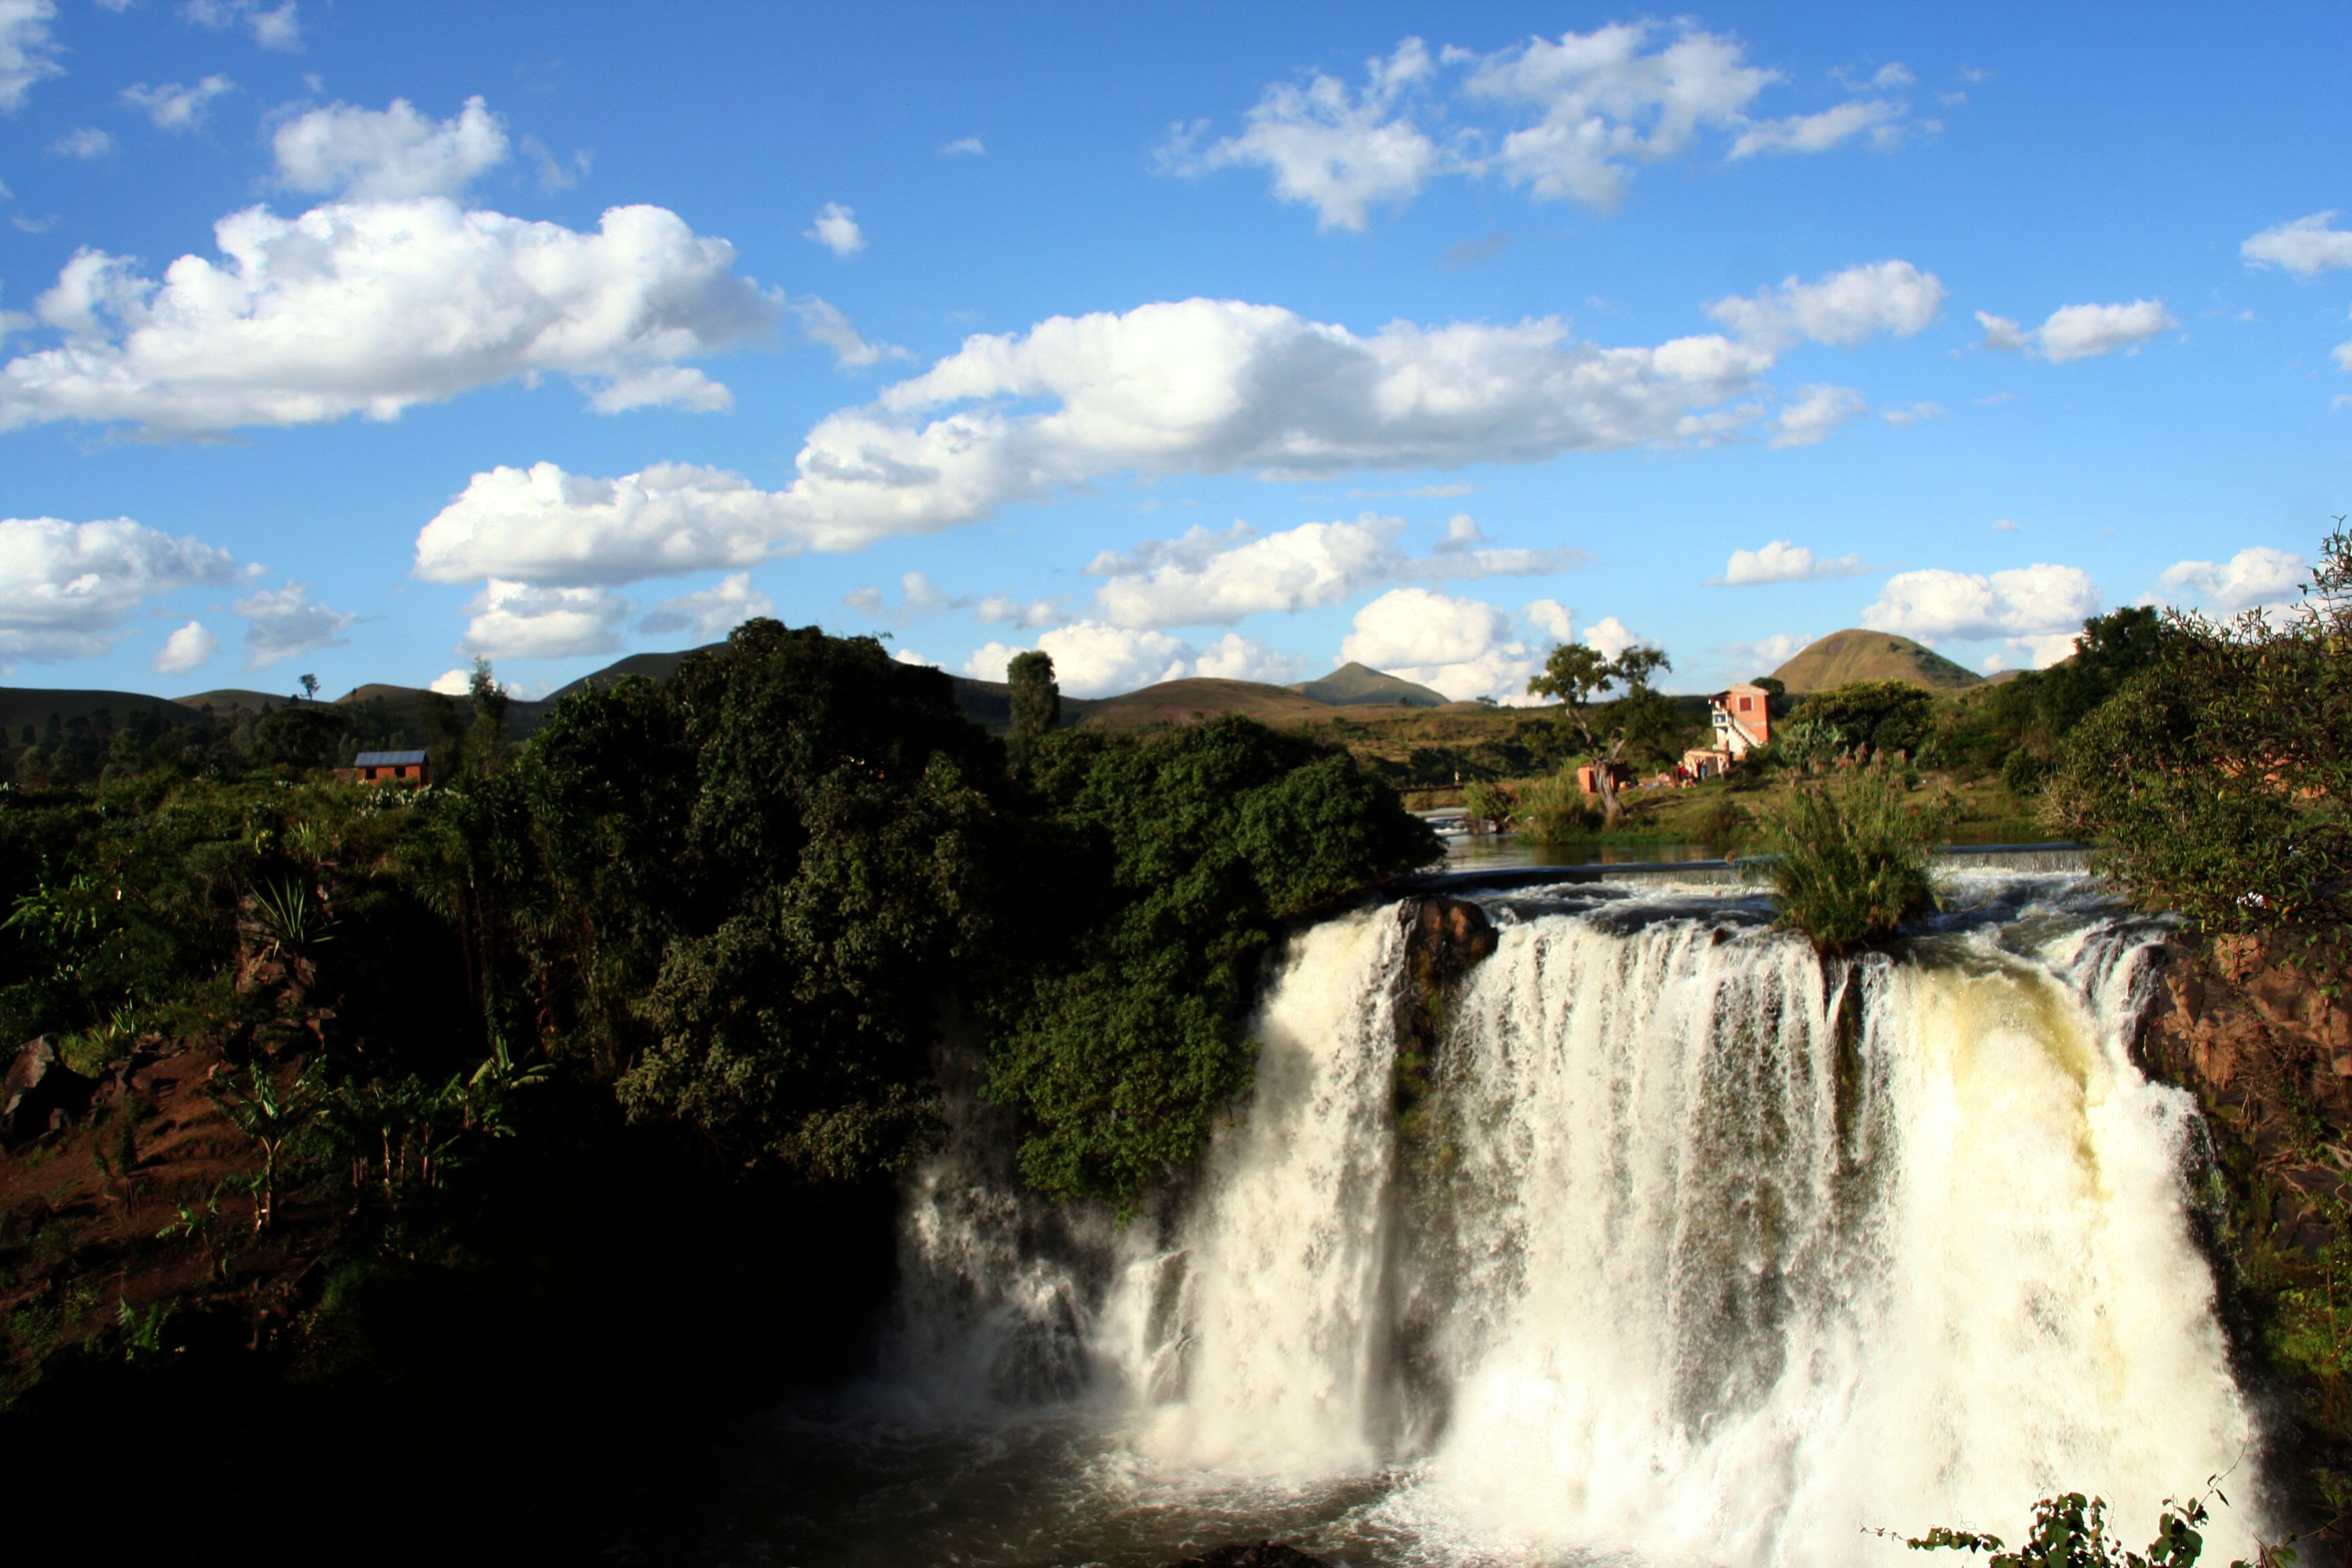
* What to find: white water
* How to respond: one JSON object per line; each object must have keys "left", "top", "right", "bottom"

{"left": 868, "top": 877, "right": 2261, "bottom": 1568}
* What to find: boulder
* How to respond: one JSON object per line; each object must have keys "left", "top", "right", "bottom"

{"left": 3, "top": 1036, "right": 97, "bottom": 1143}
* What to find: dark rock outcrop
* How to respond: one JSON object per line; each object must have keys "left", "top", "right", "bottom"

{"left": 1161, "top": 1544, "right": 1330, "bottom": 1568}
{"left": 3, "top": 1036, "right": 96, "bottom": 1143}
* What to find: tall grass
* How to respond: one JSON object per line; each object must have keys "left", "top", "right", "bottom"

{"left": 1743, "top": 762, "right": 1945, "bottom": 952}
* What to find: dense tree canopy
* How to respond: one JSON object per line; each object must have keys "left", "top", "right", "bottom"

{"left": 990, "top": 719, "right": 1438, "bottom": 1205}
{"left": 2049, "top": 534, "right": 2351, "bottom": 935}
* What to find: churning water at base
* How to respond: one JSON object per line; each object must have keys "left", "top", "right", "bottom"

{"left": 642, "top": 875, "right": 2262, "bottom": 1567}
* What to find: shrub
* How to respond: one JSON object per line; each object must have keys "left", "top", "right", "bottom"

{"left": 1744, "top": 763, "right": 1944, "bottom": 952}
{"left": 1516, "top": 766, "right": 1600, "bottom": 840}
{"left": 1460, "top": 780, "right": 1515, "bottom": 830}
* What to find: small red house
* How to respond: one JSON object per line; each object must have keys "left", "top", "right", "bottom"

{"left": 336, "top": 749, "right": 430, "bottom": 786}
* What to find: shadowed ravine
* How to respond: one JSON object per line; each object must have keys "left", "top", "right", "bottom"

{"left": 637, "top": 872, "right": 2261, "bottom": 1568}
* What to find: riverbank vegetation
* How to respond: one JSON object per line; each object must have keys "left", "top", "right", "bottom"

{"left": 2039, "top": 525, "right": 2352, "bottom": 1553}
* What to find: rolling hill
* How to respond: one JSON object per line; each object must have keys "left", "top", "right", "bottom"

{"left": 1768, "top": 630, "right": 1984, "bottom": 695}
{"left": 1286, "top": 662, "right": 1450, "bottom": 708}
{"left": 1076, "top": 678, "right": 1334, "bottom": 728}
{"left": 0, "top": 687, "right": 203, "bottom": 741}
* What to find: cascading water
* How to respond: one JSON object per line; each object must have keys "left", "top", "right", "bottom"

{"left": 687, "top": 875, "right": 2266, "bottom": 1568}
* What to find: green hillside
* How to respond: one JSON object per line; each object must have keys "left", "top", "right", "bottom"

{"left": 1769, "top": 630, "right": 1984, "bottom": 694}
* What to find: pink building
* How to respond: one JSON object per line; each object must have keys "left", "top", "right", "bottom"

{"left": 1708, "top": 683, "right": 1773, "bottom": 758}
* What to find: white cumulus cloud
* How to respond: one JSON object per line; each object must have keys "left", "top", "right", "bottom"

{"left": 1083, "top": 511, "right": 1579, "bottom": 632}
{"left": 1162, "top": 38, "right": 1442, "bottom": 232}
{"left": 273, "top": 95, "right": 508, "bottom": 199}
{"left": 1772, "top": 384, "right": 1868, "bottom": 447}
{"left": 2242, "top": 212, "right": 2352, "bottom": 274}
{"left": 1714, "top": 540, "right": 1869, "bottom": 585}
{"left": 791, "top": 295, "right": 909, "bottom": 369}
{"left": 152, "top": 619, "right": 218, "bottom": 673}
{"left": 1729, "top": 97, "right": 1906, "bottom": 158}
{"left": 1976, "top": 299, "right": 2177, "bottom": 363}
{"left": 1464, "top": 22, "right": 1774, "bottom": 210}
{"left": 184, "top": 0, "right": 301, "bottom": 52}
{"left": 941, "top": 135, "right": 985, "bottom": 157}
{"left": 806, "top": 201, "right": 864, "bottom": 257}
{"left": 640, "top": 572, "right": 772, "bottom": 640}
{"left": 1705, "top": 260, "right": 1944, "bottom": 349}
{"left": 1580, "top": 615, "right": 1643, "bottom": 661}
{"left": 123, "top": 76, "right": 236, "bottom": 132}
{"left": 0, "top": 0, "right": 61, "bottom": 115}
{"left": 0, "top": 514, "right": 237, "bottom": 662}
{"left": 455, "top": 579, "right": 626, "bottom": 660}
{"left": 234, "top": 578, "right": 353, "bottom": 668}
{"left": 1175, "top": 23, "right": 1915, "bottom": 226}
{"left": 1862, "top": 563, "right": 2100, "bottom": 668}
{"left": 965, "top": 622, "right": 1300, "bottom": 697}
{"left": 1717, "top": 630, "right": 1812, "bottom": 679}
{"left": 1337, "top": 586, "right": 1563, "bottom": 704}
{"left": 2160, "top": 546, "right": 2306, "bottom": 615}
{"left": 0, "top": 195, "right": 776, "bottom": 433}
{"left": 974, "top": 594, "right": 1059, "bottom": 628}
{"left": 50, "top": 127, "right": 116, "bottom": 159}
{"left": 122, "top": 75, "right": 237, "bottom": 132}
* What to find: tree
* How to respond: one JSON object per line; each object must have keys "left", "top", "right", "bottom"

{"left": 518, "top": 620, "right": 1011, "bottom": 1179}
{"left": 462, "top": 657, "right": 514, "bottom": 779}
{"left": 1789, "top": 681, "right": 1936, "bottom": 756}
{"left": 251, "top": 705, "right": 348, "bottom": 772}
{"left": 1526, "top": 642, "right": 1673, "bottom": 828}
{"left": 1007, "top": 649, "right": 1060, "bottom": 766}
{"left": 299, "top": 673, "right": 320, "bottom": 703}
{"left": 2033, "top": 605, "right": 2168, "bottom": 736}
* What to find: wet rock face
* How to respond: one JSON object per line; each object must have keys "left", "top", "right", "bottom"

{"left": 2141, "top": 932, "right": 2352, "bottom": 1107}
{"left": 1400, "top": 896, "right": 1499, "bottom": 992}
{"left": 1392, "top": 896, "right": 1499, "bottom": 1139}
{"left": 1161, "top": 1544, "right": 1330, "bottom": 1568}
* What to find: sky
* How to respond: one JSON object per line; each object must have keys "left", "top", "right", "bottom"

{"left": 1, "top": 1, "right": 2348, "bottom": 704}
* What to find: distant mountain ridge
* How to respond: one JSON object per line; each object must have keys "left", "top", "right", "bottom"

{"left": 5, "top": 647, "right": 1464, "bottom": 743}
{"left": 1768, "top": 630, "right": 1984, "bottom": 695}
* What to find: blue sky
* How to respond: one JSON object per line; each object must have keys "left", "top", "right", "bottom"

{"left": 1, "top": 1, "right": 2347, "bottom": 702}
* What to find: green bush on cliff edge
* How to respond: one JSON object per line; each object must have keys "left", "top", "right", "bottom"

{"left": 1743, "top": 762, "right": 1945, "bottom": 953}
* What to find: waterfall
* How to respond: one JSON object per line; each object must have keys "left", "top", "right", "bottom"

{"left": 887, "top": 879, "right": 2261, "bottom": 1567}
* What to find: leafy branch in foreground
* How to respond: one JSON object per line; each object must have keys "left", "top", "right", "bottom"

{"left": 1891, "top": 1488, "right": 2289, "bottom": 1568}
{"left": 1742, "top": 760, "right": 1945, "bottom": 953}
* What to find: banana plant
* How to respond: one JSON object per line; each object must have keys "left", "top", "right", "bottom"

{"left": 207, "top": 1061, "right": 325, "bottom": 1232}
